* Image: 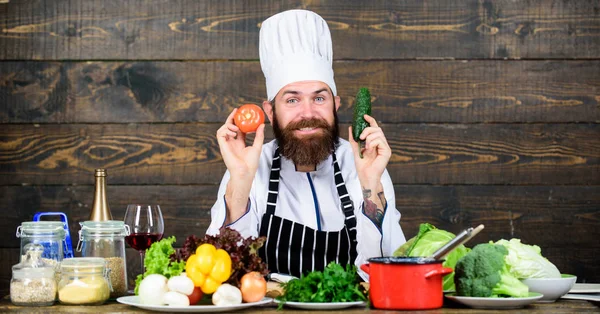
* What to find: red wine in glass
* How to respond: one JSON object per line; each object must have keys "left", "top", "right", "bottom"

{"left": 125, "top": 233, "right": 164, "bottom": 251}
{"left": 123, "top": 204, "right": 164, "bottom": 292}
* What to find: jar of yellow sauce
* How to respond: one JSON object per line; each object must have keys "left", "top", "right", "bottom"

{"left": 58, "top": 257, "right": 111, "bottom": 305}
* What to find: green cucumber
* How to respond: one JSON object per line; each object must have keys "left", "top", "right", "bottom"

{"left": 352, "top": 87, "right": 372, "bottom": 158}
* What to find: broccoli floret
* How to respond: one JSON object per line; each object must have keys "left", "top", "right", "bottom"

{"left": 454, "top": 243, "right": 529, "bottom": 298}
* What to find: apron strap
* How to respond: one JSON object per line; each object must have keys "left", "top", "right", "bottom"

{"left": 332, "top": 153, "right": 358, "bottom": 260}
{"left": 332, "top": 154, "right": 355, "bottom": 218}
{"left": 265, "top": 148, "right": 281, "bottom": 216}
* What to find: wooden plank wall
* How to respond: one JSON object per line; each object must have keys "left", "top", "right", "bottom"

{"left": 1, "top": 0, "right": 599, "bottom": 295}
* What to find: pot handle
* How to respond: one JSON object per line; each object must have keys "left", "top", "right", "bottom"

{"left": 360, "top": 264, "right": 370, "bottom": 274}
{"left": 424, "top": 267, "right": 454, "bottom": 279}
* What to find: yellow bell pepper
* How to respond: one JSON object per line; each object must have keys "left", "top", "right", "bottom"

{"left": 186, "top": 243, "right": 232, "bottom": 294}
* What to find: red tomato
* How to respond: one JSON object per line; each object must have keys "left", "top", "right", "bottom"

{"left": 187, "top": 286, "right": 203, "bottom": 305}
{"left": 240, "top": 271, "right": 267, "bottom": 303}
{"left": 233, "top": 104, "right": 265, "bottom": 134}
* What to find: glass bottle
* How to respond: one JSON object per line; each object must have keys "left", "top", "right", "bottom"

{"left": 10, "top": 243, "right": 57, "bottom": 306}
{"left": 58, "top": 257, "right": 111, "bottom": 305}
{"left": 89, "top": 169, "right": 113, "bottom": 221}
{"left": 77, "top": 220, "right": 129, "bottom": 298}
{"left": 16, "top": 221, "right": 65, "bottom": 266}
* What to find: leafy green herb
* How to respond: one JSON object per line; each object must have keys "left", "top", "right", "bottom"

{"left": 276, "top": 262, "right": 367, "bottom": 309}
{"left": 134, "top": 236, "right": 186, "bottom": 294}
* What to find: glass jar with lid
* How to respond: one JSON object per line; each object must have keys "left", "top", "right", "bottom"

{"left": 10, "top": 243, "right": 57, "bottom": 306}
{"left": 58, "top": 257, "right": 112, "bottom": 305}
{"left": 16, "top": 221, "right": 65, "bottom": 267}
{"left": 77, "top": 220, "right": 129, "bottom": 298}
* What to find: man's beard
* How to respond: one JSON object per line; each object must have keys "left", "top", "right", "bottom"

{"left": 273, "top": 111, "right": 339, "bottom": 166}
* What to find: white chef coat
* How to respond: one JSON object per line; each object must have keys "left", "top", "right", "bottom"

{"left": 207, "top": 138, "right": 406, "bottom": 271}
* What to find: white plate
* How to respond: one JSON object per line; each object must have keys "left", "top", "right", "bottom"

{"left": 116, "top": 296, "right": 273, "bottom": 313}
{"left": 445, "top": 292, "right": 543, "bottom": 309}
{"left": 561, "top": 293, "right": 600, "bottom": 302}
{"left": 569, "top": 283, "right": 600, "bottom": 294}
{"left": 273, "top": 299, "right": 366, "bottom": 310}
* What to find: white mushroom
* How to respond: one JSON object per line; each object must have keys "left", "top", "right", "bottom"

{"left": 212, "top": 284, "right": 242, "bottom": 306}
{"left": 138, "top": 274, "right": 168, "bottom": 305}
{"left": 163, "top": 291, "right": 190, "bottom": 306}
{"left": 167, "top": 275, "right": 195, "bottom": 296}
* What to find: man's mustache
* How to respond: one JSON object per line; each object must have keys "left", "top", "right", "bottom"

{"left": 286, "top": 118, "right": 330, "bottom": 130}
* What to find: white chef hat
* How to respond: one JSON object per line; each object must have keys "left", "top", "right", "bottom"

{"left": 259, "top": 9, "right": 336, "bottom": 101}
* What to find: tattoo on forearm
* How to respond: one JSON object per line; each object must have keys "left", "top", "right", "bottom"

{"left": 362, "top": 187, "right": 386, "bottom": 229}
{"left": 377, "top": 191, "right": 387, "bottom": 210}
{"left": 363, "top": 188, "right": 372, "bottom": 199}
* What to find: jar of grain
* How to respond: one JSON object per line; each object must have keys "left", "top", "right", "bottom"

{"left": 16, "top": 221, "right": 65, "bottom": 265}
{"left": 77, "top": 220, "right": 129, "bottom": 298}
{"left": 10, "top": 243, "right": 57, "bottom": 306}
{"left": 58, "top": 257, "right": 111, "bottom": 305}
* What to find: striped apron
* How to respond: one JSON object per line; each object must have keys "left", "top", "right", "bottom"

{"left": 258, "top": 148, "right": 358, "bottom": 278}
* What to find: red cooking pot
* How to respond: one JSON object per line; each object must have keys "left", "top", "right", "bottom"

{"left": 361, "top": 257, "right": 453, "bottom": 310}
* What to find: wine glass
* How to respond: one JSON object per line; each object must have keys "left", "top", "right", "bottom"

{"left": 124, "top": 205, "right": 164, "bottom": 281}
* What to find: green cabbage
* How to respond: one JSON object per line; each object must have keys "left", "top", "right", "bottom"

{"left": 393, "top": 223, "right": 470, "bottom": 291}
{"left": 495, "top": 238, "right": 560, "bottom": 279}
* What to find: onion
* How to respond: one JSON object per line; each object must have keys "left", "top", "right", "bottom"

{"left": 240, "top": 271, "right": 267, "bottom": 303}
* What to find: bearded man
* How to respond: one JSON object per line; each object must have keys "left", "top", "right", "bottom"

{"left": 208, "top": 9, "right": 405, "bottom": 279}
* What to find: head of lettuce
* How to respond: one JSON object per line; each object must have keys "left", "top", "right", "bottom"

{"left": 393, "top": 223, "right": 470, "bottom": 291}
{"left": 494, "top": 238, "right": 561, "bottom": 279}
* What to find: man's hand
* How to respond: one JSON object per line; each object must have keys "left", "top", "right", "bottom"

{"left": 216, "top": 108, "right": 265, "bottom": 224}
{"left": 349, "top": 114, "right": 391, "bottom": 230}
{"left": 217, "top": 108, "right": 265, "bottom": 178}
{"left": 349, "top": 114, "right": 391, "bottom": 187}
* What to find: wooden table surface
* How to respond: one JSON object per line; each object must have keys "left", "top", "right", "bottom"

{"left": 1, "top": 298, "right": 599, "bottom": 313}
